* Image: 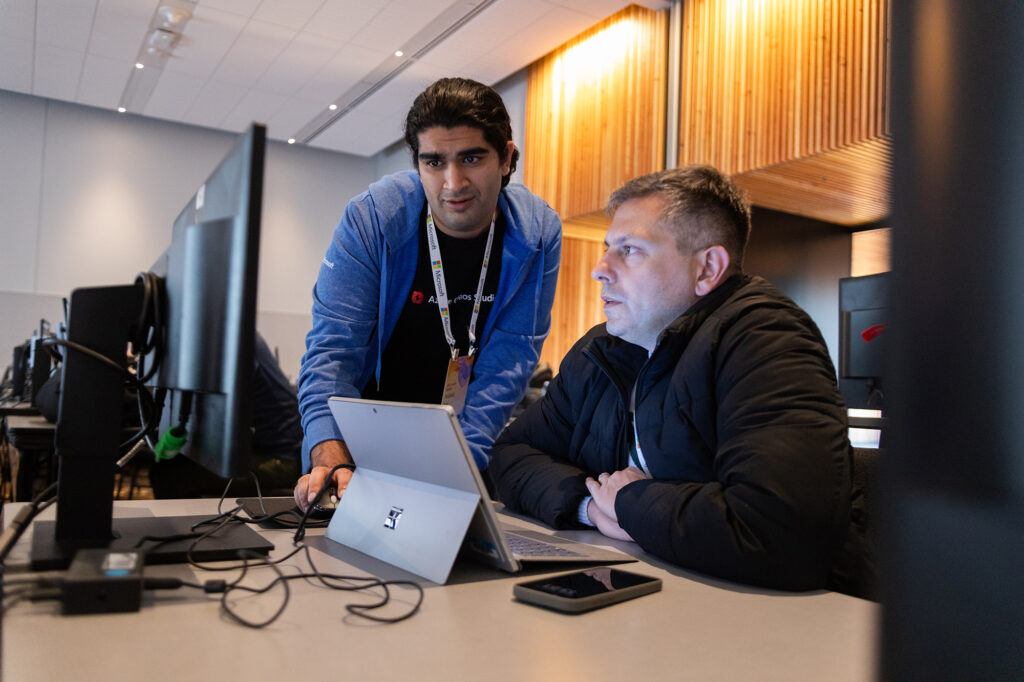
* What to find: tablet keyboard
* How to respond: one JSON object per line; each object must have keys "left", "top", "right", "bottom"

{"left": 505, "top": 531, "right": 583, "bottom": 558}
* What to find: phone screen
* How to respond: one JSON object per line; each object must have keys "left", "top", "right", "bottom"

{"left": 522, "top": 567, "right": 656, "bottom": 598}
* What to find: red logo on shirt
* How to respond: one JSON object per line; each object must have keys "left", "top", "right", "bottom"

{"left": 411, "top": 290, "right": 424, "bottom": 304}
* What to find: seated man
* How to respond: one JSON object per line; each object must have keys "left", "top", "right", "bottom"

{"left": 489, "top": 166, "right": 864, "bottom": 592}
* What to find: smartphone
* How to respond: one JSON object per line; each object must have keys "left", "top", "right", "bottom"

{"left": 513, "top": 567, "right": 662, "bottom": 614}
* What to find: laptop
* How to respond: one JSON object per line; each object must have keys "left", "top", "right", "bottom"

{"left": 325, "top": 397, "right": 633, "bottom": 584}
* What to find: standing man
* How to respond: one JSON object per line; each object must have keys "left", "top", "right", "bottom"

{"left": 295, "top": 78, "right": 561, "bottom": 512}
{"left": 489, "top": 166, "right": 868, "bottom": 593}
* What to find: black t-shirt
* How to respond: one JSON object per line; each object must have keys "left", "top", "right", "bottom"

{"left": 362, "top": 206, "right": 505, "bottom": 404}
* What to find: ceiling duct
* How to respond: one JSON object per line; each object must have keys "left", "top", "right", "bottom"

{"left": 293, "top": 0, "right": 499, "bottom": 145}
{"left": 118, "top": 1, "right": 196, "bottom": 113}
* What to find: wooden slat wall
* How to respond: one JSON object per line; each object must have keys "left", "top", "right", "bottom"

{"left": 524, "top": 5, "right": 667, "bottom": 220}
{"left": 679, "top": 0, "right": 890, "bottom": 174}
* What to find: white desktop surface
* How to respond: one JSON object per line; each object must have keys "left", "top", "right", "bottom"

{"left": 2, "top": 499, "right": 878, "bottom": 681}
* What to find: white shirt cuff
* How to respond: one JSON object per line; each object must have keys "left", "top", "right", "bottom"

{"left": 577, "top": 496, "right": 595, "bottom": 526}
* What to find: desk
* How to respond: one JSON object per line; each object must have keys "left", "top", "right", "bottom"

{"left": 0, "top": 401, "right": 40, "bottom": 417}
{"left": 3, "top": 414, "right": 55, "bottom": 501}
{"left": 3, "top": 417, "right": 144, "bottom": 501}
{"left": 2, "top": 499, "right": 878, "bottom": 681}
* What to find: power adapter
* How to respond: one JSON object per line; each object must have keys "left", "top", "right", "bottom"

{"left": 61, "top": 549, "right": 144, "bottom": 615}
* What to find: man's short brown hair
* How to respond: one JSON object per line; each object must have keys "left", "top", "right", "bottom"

{"left": 607, "top": 165, "right": 751, "bottom": 269}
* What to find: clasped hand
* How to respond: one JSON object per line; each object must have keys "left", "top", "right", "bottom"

{"left": 584, "top": 466, "right": 647, "bottom": 542}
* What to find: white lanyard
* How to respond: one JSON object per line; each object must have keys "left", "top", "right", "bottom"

{"left": 425, "top": 206, "right": 495, "bottom": 359}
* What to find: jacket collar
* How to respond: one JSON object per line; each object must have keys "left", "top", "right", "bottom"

{"left": 658, "top": 273, "right": 751, "bottom": 343}
{"left": 584, "top": 273, "right": 753, "bottom": 389}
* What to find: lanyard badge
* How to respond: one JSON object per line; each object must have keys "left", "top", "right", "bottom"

{"left": 426, "top": 206, "right": 495, "bottom": 415}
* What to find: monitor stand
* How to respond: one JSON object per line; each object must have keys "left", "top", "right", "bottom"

{"left": 29, "top": 283, "right": 272, "bottom": 571}
{"left": 30, "top": 516, "right": 273, "bottom": 571}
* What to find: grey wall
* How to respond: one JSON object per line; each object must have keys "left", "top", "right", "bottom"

{"left": 744, "top": 207, "right": 853, "bottom": 370}
{"left": 0, "top": 88, "right": 377, "bottom": 381}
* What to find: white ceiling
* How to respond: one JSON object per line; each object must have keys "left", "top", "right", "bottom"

{"left": 0, "top": 0, "right": 669, "bottom": 156}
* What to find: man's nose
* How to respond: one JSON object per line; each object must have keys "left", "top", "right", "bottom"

{"left": 444, "top": 164, "right": 468, "bottom": 191}
{"left": 592, "top": 254, "right": 614, "bottom": 283}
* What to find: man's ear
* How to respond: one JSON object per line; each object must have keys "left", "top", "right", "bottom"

{"left": 500, "top": 140, "right": 515, "bottom": 175}
{"left": 694, "top": 245, "right": 731, "bottom": 297}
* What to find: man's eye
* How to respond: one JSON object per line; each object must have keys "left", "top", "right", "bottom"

{"left": 424, "top": 159, "right": 443, "bottom": 168}
{"left": 462, "top": 155, "right": 480, "bottom": 164}
{"left": 622, "top": 245, "right": 638, "bottom": 256}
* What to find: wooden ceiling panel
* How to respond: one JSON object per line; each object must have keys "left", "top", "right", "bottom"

{"left": 679, "top": 0, "right": 891, "bottom": 226}
{"left": 732, "top": 136, "right": 892, "bottom": 226}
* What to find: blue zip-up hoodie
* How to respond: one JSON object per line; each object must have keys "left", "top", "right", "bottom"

{"left": 298, "top": 170, "right": 562, "bottom": 471}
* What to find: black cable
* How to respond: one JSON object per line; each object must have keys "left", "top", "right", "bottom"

{"left": 168, "top": 498, "right": 420, "bottom": 626}
{"left": 293, "top": 463, "right": 354, "bottom": 543}
{"left": 210, "top": 470, "right": 259, "bottom": 518}
{"left": 3, "top": 586, "right": 49, "bottom": 610}
{"left": 41, "top": 338, "right": 157, "bottom": 454}
{"left": 118, "top": 385, "right": 157, "bottom": 453}
{"left": 131, "top": 501, "right": 306, "bottom": 572}
{"left": 0, "top": 483, "right": 58, "bottom": 563}
{"left": 164, "top": 559, "right": 423, "bottom": 627}
{"left": 132, "top": 385, "right": 165, "bottom": 455}
{"left": 130, "top": 505, "right": 241, "bottom": 559}
{"left": 186, "top": 509, "right": 307, "bottom": 572}
{"left": 218, "top": 550, "right": 291, "bottom": 629}
{"left": 245, "top": 507, "right": 329, "bottom": 529}
{"left": 42, "top": 338, "right": 132, "bottom": 387}
{"left": 230, "top": 476, "right": 328, "bottom": 529}
{"left": 87, "top": 497, "right": 422, "bottom": 628}
{"left": 298, "top": 543, "right": 424, "bottom": 624}
{"left": 132, "top": 272, "right": 163, "bottom": 384}
{"left": 345, "top": 581, "right": 423, "bottom": 623}
{"left": 43, "top": 272, "right": 165, "bottom": 456}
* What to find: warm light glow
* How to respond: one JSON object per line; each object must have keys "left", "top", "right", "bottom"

{"left": 117, "top": 107, "right": 126, "bottom": 113}
{"left": 724, "top": 0, "right": 771, "bottom": 16}
{"left": 135, "top": 62, "right": 144, "bottom": 69}
{"left": 328, "top": 103, "right": 337, "bottom": 110}
{"left": 287, "top": 138, "right": 296, "bottom": 144}
{"left": 551, "top": 19, "right": 637, "bottom": 102}
{"left": 394, "top": 50, "right": 404, "bottom": 57}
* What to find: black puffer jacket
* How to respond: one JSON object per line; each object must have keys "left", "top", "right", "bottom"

{"left": 490, "top": 274, "right": 858, "bottom": 591}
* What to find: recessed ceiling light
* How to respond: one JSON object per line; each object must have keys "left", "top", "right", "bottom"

{"left": 328, "top": 104, "right": 337, "bottom": 110}
{"left": 117, "top": 107, "right": 127, "bottom": 113}
{"left": 394, "top": 50, "right": 404, "bottom": 57}
{"left": 287, "top": 138, "right": 296, "bottom": 144}
{"left": 135, "top": 62, "right": 144, "bottom": 69}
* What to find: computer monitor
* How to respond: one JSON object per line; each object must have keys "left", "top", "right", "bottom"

{"left": 30, "top": 123, "right": 273, "bottom": 570}
{"left": 838, "top": 272, "right": 889, "bottom": 411}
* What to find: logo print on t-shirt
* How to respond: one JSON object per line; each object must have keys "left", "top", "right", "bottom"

{"left": 411, "top": 290, "right": 424, "bottom": 304}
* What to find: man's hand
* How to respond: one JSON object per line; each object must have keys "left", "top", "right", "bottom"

{"left": 585, "top": 499, "right": 635, "bottom": 541}
{"left": 584, "top": 466, "right": 647, "bottom": 540}
{"left": 294, "top": 440, "right": 355, "bottom": 512}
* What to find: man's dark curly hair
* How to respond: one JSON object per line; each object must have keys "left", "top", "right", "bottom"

{"left": 404, "top": 77, "right": 519, "bottom": 188}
